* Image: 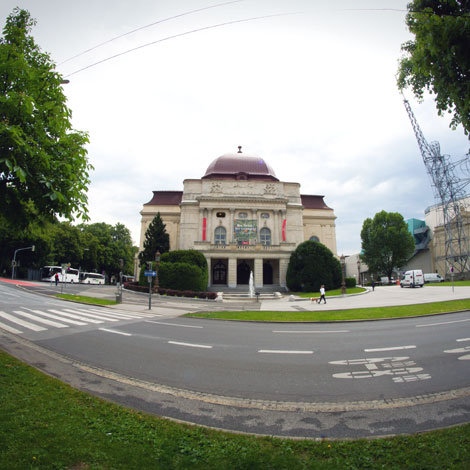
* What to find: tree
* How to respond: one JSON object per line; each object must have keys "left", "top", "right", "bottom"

{"left": 79, "top": 222, "right": 137, "bottom": 278}
{"left": 0, "top": 8, "right": 92, "bottom": 228}
{"left": 286, "top": 241, "right": 342, "bottom": 292}
{"left": 138, "top": 213, "right": 170, "bottom": 267}
{"left": 360, "top": 211, "right": 415, "bottom": 280}
{"left": 397, "top": 1, "right": 470, "bottom": 140}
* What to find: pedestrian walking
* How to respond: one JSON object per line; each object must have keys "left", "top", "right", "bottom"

{"left": 371, "top": 280, "right": 376, "bottom": 291}
{"left": 54, "top": 272, "right": 59, "bottom": 286}
{"left": 318, "top": 285, "right": 326, "bottom": 304}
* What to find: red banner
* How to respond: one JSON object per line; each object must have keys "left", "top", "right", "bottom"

{"left": 282, "top": 219, "right": 286, "bottom": 241}
{"left": 202, "top": 218, "right": 207, "bottom": 241}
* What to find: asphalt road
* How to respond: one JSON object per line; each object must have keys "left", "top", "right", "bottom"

{"left": 1, "top": 279, "right": 469, "bottom": 439}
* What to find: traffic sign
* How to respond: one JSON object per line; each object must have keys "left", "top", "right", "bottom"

{"left": 144, "top": 270, "right": 157, "bottom": 277}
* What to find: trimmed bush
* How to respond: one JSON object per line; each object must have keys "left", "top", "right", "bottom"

{"left": 161, "top": 250, "right": 208, "bottom": 289}
{"left": 345, "top": 277, "right": 356, "bottom": 288}
{"left": 159, "top": 262, "right": 206, "bottom": 292}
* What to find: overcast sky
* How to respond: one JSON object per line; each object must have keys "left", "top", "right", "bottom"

{"left": 2, "top": 0, "right": 469, "bottom": 254}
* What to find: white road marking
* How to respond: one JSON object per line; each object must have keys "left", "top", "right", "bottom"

{"left": 13, "top": 310, "right": 68, "bottom": 328}
{"left": 48, "top": 309, "right": 103, "bottom": 324}
{"left": 416, "top": 318, "right": 470, "bottom": 328}
{"left": 258, "top": 350, "right": 314, "bottom": 354}
{"left": 27, "top": 309, "right": 87, "bottom": 326}
{"left": 272, "top": 330, "right": 349, "bottom": 334}
{"left": 457, "top": 338, "right": 470, "bottom": 342}
{"left": 168, "top": 341, "right": 212, "bottom": 349}
{"left": 145, "top": 321, "right": 203, "bottom": 329}
{"left": 364, "top": 345, "right": 416, "bottom": 352}
{"left": 330, "top": 356, "right": 431, "bottom": 382}
{"left": 0, "top": 311, "right": 46, "bottom": 332}
{"left": 63, "top": 309, "right": 119, "bottom": 322}
{"left": 99, "top": 328, "right": 132, "bottom": 336}
{"left": 0, "top": 320, "right": 23, "bottom": 334}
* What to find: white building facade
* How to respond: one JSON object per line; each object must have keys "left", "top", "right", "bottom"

{"left": 139, "top": 150, "right": 337, "bottom": 290}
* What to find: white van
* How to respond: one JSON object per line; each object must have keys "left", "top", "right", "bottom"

{"left": 400, "top": 270, "right": 424, "bottom": 288}
{"left": 424, "top": 273, "right": 444, "bottom": 283}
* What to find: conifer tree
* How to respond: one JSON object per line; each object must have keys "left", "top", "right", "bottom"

{"left": 138, "top": 213, "right": 170, "bottom": 267}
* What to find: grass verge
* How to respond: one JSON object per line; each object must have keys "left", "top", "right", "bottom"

{"left": 56, "top": 294, "right": 118, "bottom": 305}
{"left": 0, "top": 349, "right": 469, "bottom": 469}
{"left": 185, "top": 299, "right": 470, "bottom": 322}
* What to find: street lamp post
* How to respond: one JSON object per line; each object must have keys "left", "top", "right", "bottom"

{"left": 11, "top": 245, "right": 35, "bottom": 279}
{"left": 340, "top": 254, "right": 346, "bottom": 296}
{"left": 357, "top": 257, "right": 361, "bottom": 286}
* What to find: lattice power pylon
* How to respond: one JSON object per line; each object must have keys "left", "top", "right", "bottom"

{"left": 403, "top": 99, "right": 470, "bottom": 277}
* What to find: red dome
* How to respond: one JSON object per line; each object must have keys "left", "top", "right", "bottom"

{"left": 203, "top": 150, "right": 278, "bottom": 181}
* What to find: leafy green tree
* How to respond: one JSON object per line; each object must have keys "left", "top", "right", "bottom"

{"left": 138, "top": 213, "right": 170, "bottom": 267}
{"left": 397, "top": 0, "right": 470, "bottom": 140}
{"left": 79, "top": 222, "right": 137, "bottom": 279}
{"left": 286, "top": 241, "right": 342, "bottom": 292}
{"left": 0, "top": 8, "right": 92, "bottom": 228}
{"left": 360, "top": 211, "right": 415, "bottom": 280}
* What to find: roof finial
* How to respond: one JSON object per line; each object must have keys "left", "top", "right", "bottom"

{"left": 237, "top": 145, "right": 242, "bottom": 153}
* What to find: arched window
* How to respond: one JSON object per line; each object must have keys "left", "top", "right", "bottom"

{"left": 260, "top": 227, "right": 271, "bottom": 245}
{"left": 309, "top": 236, "right": 320, "bottom": 243}
{"left": 214, "top": 226, "right": 226, "bottom": 244}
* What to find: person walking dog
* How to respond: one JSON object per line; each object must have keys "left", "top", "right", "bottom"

{"left": 318, "top": 285, "right": 326, "bottom": 304}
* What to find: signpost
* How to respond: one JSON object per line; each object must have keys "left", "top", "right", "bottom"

{"left": 145, "top": 266, "right": 157, "bottom": 310}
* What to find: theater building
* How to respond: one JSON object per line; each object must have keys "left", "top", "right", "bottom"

{"left": 139, "top": 148, "right": 337, "bottom": 290}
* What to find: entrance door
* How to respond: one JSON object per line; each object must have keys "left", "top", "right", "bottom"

{"left": 263, "top": 262, "right": 273, "bottom": 284}
{"left": 212, "top": 261, "right": 227, "bottom": 285}
{"left": 237, "top": 261, "right": 251, "bottom": 285}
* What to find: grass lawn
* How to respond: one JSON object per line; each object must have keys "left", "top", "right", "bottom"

{"left": 55, "top": 294, "right": 118, "bottom": 306}
{"left": 1, "top": 349, "right": 469, "bottom": 470}
{"left": 185, "top": 299, "right": 470, "bottom": 322}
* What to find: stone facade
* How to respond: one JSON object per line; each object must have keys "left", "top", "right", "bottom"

{"left": 139, "top": 151, "right": 337, "bottom": 290}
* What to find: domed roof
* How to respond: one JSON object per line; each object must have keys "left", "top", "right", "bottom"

{"left": 203, "top": 147, "right": 278, "bottom": 181}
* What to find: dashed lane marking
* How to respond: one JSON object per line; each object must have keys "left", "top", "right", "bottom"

{"left": 99, "top": 328, "right": 132, "bottom": 336}
{"left": 364, "top": 345, "right": 416, "bottom": 352}
{"left": 258, "top": 350, "right": 314, "bottom": 354}
{"left": 416, "top": 318, "right": 470, "bottom": 328}
{"left": 168, "top": 341, "right": 212, "bottom": 349}
{"left": 273, "top": 329, "right": 349, "bottom": 334}
{"left": 145, "top": 321, "right": 203, "bottom": 329}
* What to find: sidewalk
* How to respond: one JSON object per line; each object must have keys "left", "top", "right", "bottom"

{"left": 259, "top": 285, "right": 470, "bottom": 311}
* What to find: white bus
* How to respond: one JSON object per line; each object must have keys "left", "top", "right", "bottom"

{"left": 80, "top": 272, "right": 105, "bottom": 285}
{"left": 41, "top": 266, "right": 79, "bottom": 283}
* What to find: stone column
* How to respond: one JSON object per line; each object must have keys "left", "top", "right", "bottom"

{"left": 230, "top": 208, "right": 235, "bottom": 243}
{"left": 273, "top": 210, "right": 280, "bottom": 245}
{"left": 206, "top": 208, "right": 212, "bottom": 243}
{"left": 279, "top": 257, "right": 289, "bottom": 288}
{"left": 228, "top": 256, "right": 237, "bottom": 288}
{"left": 254, "top": 257, "right": 263, "bottom": 288}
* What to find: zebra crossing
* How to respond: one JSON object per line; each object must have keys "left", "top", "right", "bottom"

{"left": 0, "top": 306, "right": 160, "bottom": 335}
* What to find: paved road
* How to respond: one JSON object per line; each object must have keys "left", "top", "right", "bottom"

{"left": 1, "top": 279, "right": 469, "bottom": 439}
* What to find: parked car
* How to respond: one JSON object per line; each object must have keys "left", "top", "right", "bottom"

{"left": 400, "top": 270, "right": 424, "bottom": 288}
{"left": 423, "top": 273, "right": 444, "bottom": 283}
